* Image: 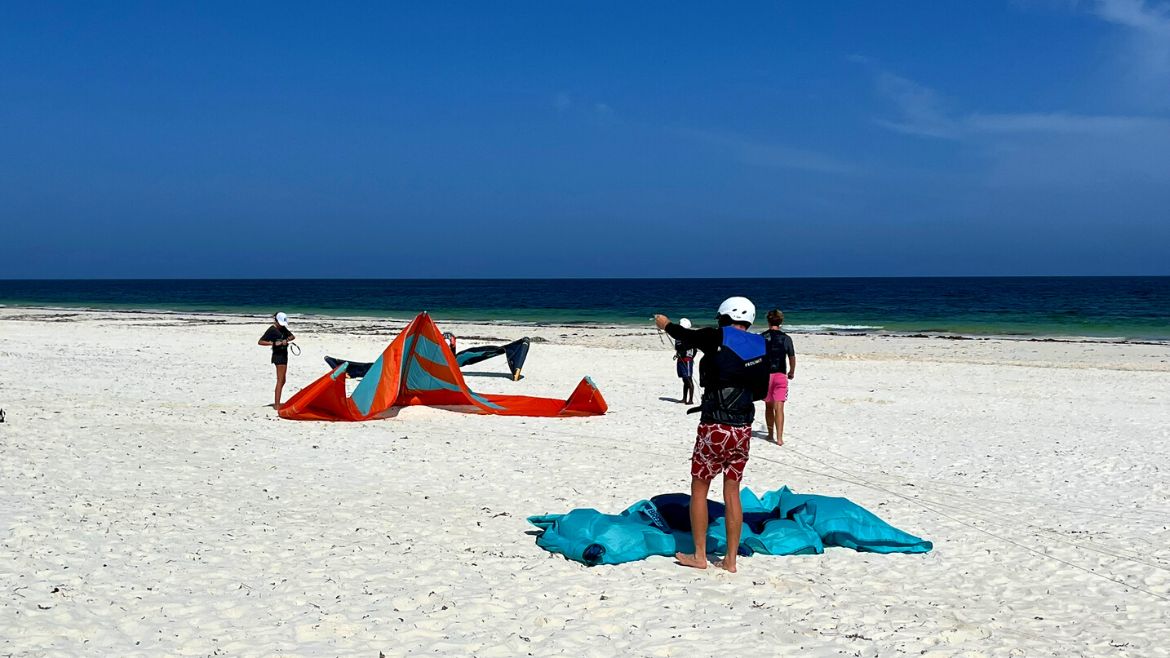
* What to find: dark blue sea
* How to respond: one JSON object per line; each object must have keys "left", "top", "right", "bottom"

{"left": 1, "top": 277, "right": 1168, "bottom": 340}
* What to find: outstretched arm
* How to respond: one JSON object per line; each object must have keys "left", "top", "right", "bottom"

{"left": 654, "top": 315, "right": 720, "bottom": 352}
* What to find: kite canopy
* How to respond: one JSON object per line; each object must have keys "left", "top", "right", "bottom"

{"left": 456, "top": 338, "right": 530, "bottom": 380}
{"left": 328, "top": 337, "right": 532, "bottom": 381}
{"left": 527, "top": 486, "right": 933, "bottom": 566}
{"left": 323, "top": 356, "right": 372, "bottom": 378}
{"left": 279, "top": 313, "right": 607, "bottom": 420}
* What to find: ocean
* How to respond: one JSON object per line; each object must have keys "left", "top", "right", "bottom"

{"left": 1, "top": 277, "right": 1167, "bottom": 341}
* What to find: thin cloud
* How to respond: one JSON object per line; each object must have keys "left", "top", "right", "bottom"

{"left": 1093, "top": 0, "right": 1170, "bottom": 36}
{"left": 866, "top": 66, "right": 1169, "bottom": 138}
{"left": 1023, "top": 1, "right": 1170, "bottom": 99}
{"left": 676, "top": 128, "right": 859, "bottom": 175}
{"left": 871, "top": 71, "right": 960, "bottom": 138}
{"left": 856, "top": 62, "right": 1170, "bottom": 190}
{"left": 1088, "top": 0, "right": 1170, "bottom": 105}
{"left": 967, "top": 112, "right": 1170, "bottom": 133}
{"left": 552, "top": 93, "right": 617, "bottom": 126}
{"left": 592, "top": 102, "right": 616, "bottom": 127}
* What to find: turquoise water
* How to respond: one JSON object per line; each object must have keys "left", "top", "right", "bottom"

{"left": 0, "top": 277, "right": 1167, "bottom": 340}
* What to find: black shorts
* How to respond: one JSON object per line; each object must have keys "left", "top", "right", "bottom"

{"left": 272, "top": 352, "right": 289, "bottom": 366}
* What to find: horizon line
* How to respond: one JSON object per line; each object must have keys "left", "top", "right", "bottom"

{"left": 2, "top": 274, "right": 1169, "bottom": 282}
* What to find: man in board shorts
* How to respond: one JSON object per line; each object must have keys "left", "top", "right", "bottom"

{"left": 655, "top": 296, "right": 769, "bottom": 573}
{"left": 760, "top": 309, "right": 796, "bottom": 445}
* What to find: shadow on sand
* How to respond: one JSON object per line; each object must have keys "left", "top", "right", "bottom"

{"left": 751, "top": 429, "right": 782, "bottom": 445}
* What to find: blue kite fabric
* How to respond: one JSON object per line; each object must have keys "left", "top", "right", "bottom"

{"left": 526, "top": 487, "right": 933, "bottom": 566}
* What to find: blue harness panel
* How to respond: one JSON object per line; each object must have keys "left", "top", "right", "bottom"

{"left": 721, "top": 327, "right": 765, "bottom": 361}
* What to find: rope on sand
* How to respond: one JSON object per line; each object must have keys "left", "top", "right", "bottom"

{"left": 520, "top": 424, "right": 1170, "bottom": 603}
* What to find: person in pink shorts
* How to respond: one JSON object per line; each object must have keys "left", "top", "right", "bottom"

{"left": 760, "top": 309, "right": 796, "bottom": 445}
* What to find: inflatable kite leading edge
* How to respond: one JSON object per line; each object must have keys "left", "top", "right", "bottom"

{"left": 324, "top": 337, "right": 531, "bottom": 381}
{"left": 279, "top": 312, "right": 606, "bottom": 420}
{"left": 527, "top": 486, "right": 933, "bottom": 566}
{"left": 455, "top": 338, "right": 531, "bottom": 380}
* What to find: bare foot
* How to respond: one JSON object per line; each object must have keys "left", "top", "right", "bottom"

{"left": 713, "top": 558, "right": 737, "bottom": 573}
{"left": 776, "top": 436, "right": 784, "bottom": 446}
{"left": 766, "top": 433, "right": 775, "bottom": 443}
{"left": 675, "top": 552, "right": 708, "bottom": 569}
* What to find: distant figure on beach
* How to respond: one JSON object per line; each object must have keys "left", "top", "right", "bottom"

{"left": 442, "top": 331, "right": 457, "bottom": 354}
{"left": 760, "top": 309, "right": 796, "bottom": 445}
{"left": 673, "top": 318, "right": 697, "bottom": 404}
{"left": 258, "top": 312, "right": 295, "bottom": 409}
{"left": 655, "top": 297, "right": 768, "bottom": 573}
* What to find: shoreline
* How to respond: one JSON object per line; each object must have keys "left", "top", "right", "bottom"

{"left": 2, "top": 303, "right": 1168, "bottom": 346}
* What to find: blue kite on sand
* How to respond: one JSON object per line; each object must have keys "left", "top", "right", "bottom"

{"left": 527, "top": 487, "right": 932, "bottom": 565}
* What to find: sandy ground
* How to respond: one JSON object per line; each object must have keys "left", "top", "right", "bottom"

{"left": 1, "top": 308, "right": 1168, "bottom": 657}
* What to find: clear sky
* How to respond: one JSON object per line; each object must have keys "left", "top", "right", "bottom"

{"left": 2, "top": 1, "right": 1169, "bottom": 278}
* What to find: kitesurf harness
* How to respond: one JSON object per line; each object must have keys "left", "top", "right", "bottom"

{"left": 687, "top": 326, "right": 769, "bottom": 426}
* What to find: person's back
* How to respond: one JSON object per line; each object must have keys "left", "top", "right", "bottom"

{"left": 759, "top": 309, "right": 796, "bottom": 444}
{"left": 695, "top": 325, "right": 769, "bottom": 426}
{"left": 655, "top": 296, "right": 768, "bottom": 573}
{"left": 760, "top": 328, "right": 793, "bottom": 375}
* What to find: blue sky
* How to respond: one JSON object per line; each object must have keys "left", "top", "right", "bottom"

{"left": 2, "top": 1, "right": 1169, "bottom": 278}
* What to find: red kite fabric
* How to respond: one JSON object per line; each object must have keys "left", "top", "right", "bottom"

{"left": 279, "top": 313, "right": 607, "bottom": 421}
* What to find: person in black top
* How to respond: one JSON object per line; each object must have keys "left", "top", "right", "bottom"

{"left": 760, "top": 309, "right": 797, "bottom": 445}
{"left": 654, "top": 296, "right": 769, "bottom": 573}
{"left": 673, "top": 318, "right": 697, "bottom": 404}
{"left": 258, "top": 312, "right": 296, "bottom": 409}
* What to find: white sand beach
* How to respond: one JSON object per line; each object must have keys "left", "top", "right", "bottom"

{"left": 1, "top": 308, "right": 1168, "bottom": 657}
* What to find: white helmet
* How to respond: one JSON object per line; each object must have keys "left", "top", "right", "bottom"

{"left": 679, "top": 318, "right": 692, "bottom": 329}
{"left": 717, "top": 296, "right": 756, "bottom": 326}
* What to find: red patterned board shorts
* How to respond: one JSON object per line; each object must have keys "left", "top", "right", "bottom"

{"left": 691, "top": 422, "right": 751, "bottom": 482}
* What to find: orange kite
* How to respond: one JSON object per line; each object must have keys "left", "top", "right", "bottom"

{"left": 279, "top": 312, "right": 607, "bottom": 421}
